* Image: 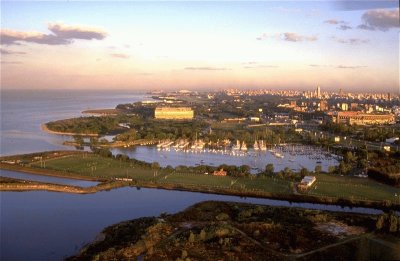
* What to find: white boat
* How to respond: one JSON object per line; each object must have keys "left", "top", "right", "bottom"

{"left": 241, "top": 141, "right": 247, "bottom": 151}
{"left": 232, "top": 140, "right": 240, "bottom": 150}
{"left": 259, "top": 140, "right": 267, "bottom": 151}
{"left": 253, "top": 140, "right": 259, "bottom": 151}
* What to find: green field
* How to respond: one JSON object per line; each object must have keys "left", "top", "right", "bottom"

{"left": 32, "top": 154, "right": 156, "bottom": 181}
{"left": 309, "top": 173, "right": 400, "bottom": 202}
{"left": 29, "top": 153, "right": 400, "bottom": 204}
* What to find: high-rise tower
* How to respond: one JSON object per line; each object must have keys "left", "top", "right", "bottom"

{"left": 316, "top": 86, "right": 321, "bottom": 98}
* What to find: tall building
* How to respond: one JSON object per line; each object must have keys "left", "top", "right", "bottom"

{"left": 316, "top": 86, "right": 321, "bottom": 98}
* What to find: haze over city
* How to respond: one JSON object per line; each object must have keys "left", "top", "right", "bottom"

{"left": 1, "top": 1, "right": 399, "bottom": 92}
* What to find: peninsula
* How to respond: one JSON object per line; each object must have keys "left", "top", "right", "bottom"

{"left": 1, "top": 150, "right": 399, "bottom": 211}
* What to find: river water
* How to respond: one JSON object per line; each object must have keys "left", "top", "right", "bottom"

{"left": 0, "top": 89, "right": 380, "bottom": 261}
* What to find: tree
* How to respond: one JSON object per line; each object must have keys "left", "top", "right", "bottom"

{"left": 328, "top": 166, "right": 336, "bottom": 174}
{"left": 389, "top": 213, "right": 398, "bottom": 233}
{"left": 151, "top": 162, "right": 160, "bottom": 170}
{"left": 265, "top": 164, "right": 274, "bottom": 175}
{"left": 376, "top": 215, "right": 385, "bottom": 230}
{"left": 300, "top": 167, "right": 309, "bottom": 177}
{"left": 199, "top": 229, "right": 206, "bottom": 241}
{"left": 73, "top": 135, "right": 84, "bottom": 145}
{"left": 314, "top": 165, "right": 322, "bottom": 174}
{"left": 188, "top": 231, "right": 195, "bottom": 243}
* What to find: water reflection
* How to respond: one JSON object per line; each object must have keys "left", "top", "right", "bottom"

{"left": 0, "top": 186, "right": 381, "bottom": 261}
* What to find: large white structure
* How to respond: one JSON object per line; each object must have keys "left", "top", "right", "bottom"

{"left": 154, "top": 107, "right": 194, "bottom": 120}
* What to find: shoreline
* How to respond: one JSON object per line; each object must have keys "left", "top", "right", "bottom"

{"left": 0, "top": 177, "right": 127, "bottom": 194}
{"left": 41, "top": 123, "right": 99, "bottom": 137}
{"left": 1, "top": 163, "right": 399, "bottom": 211}
{"left": 0, "top": 162, "right": 103, "bottom": 182}
{"left": 81, "top": 108, "right": 122, "bottom": 115}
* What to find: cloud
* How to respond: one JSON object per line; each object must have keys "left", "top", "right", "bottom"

{"left": 331, "top": 36, "right": 369, "bottom": 45}
{"left": 283, "top": 32, "right": 318, "bottom": 42}
{"left": 243, "top": 65, "right": 278, "bottom": 69}
{"left": 257, "top": 32, "right": 317, "bottom": 42}
{"left": 357, "top": 24, "right": 376, "bottom": 30}
{"left": 324, "top": 19, "right": 343, "bottom": 25}
{"left": 336, "top": 65, "right": 367, "bottom": 69}
{"left": 358, "top": 8, "right": 399, "bottom": 31}
{"left": 334, "top": 1, "right": 398, "bottom": 11}
{"left": 256, "top": 33, "right": 268, "bottom": 41}
{"left": 0, "top": 48, "right": 26, "bottom": 55}
{"left": 0, "top": 22, "right": 107, "bottom": 45}
{"left": 1, "top": 61, "right": 22, "bottom": 64}
{"left": 338, "top": 25, "right": 352, "bottom": 30}
{"left": 324, "top": 19, "right": 353, "bottom": 30}
{"left": 184, "top": 67, "right": 229, "bottom": 71}
{"left": 308, "top": 64, "right": 367, "bottom": 69}
{"left": 110, "top": 53, "right": 130, "bottom": 59}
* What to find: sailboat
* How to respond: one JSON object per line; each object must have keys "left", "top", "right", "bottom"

{"left": 253, "top": 140, "right": 259, "bottom": 151}
{"left": 241, "top": 141, "right": 248, "bottom": 151}
{"left": 259, "top": 140, "right": 267, "bottom": 151}
{"left": 232, "top": 140, "right": 240, "bottom": 150}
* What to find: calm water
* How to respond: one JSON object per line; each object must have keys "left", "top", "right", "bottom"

{"left": 0, "top": 187, "right": 382, "bottom": 261}
{"left": 1, "top": 89, "right": 148, "bottom": 156}
{"left": 0, "top": 170, "right": 99, "bottom": 187}
{"left": 0, "top": 89, "right": 379, "bottom": 261}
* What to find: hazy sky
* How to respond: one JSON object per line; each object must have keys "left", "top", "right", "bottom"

{"left": 1, "top": 1, "right": 399, "bottom": 92}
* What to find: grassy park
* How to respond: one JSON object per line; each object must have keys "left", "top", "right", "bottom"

{"left": 1, "top": 151, "right": 399, "bottom": 208}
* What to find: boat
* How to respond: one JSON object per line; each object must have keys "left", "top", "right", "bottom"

{"left": 259, "top": 140, "right": 267, "bottom": 151}
{"left": 241, "top": 141, "right": 247, "bottom": 151}
{"left": 253, "top": 140, "right": 259, "bottom": 151}
{"left": 232, "top": 140, "right": 240, "bottom": 150}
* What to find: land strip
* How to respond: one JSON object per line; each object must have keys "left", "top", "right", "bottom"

{"left": 41, "top": 123, "right": 99, "bottom": 136}
{"left": 1, "top": 151, "right": 399, "bottom": 210}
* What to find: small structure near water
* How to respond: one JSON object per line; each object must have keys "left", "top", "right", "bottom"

{"left": 298, "top": 176, "right": 316, "bottom": 191}
{"left": 213, "top": 169, "right": 227, "bottom": 176}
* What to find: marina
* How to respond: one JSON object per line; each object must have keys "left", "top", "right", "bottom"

{"left": 112, "top": 143, "right": 339, "bottom": 173}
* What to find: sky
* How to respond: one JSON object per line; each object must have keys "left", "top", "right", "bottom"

{"left": 1, "top": 1, "right": 399, "bottom": 93}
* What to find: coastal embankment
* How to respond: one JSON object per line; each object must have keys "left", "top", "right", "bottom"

{"left": 0, "top": 176, "right": 127, "bottom": 194}
{"left": 1, "top": 151, "right": 399, "bottom": 211}
{"left": 41, "top": 123, "right": 99, "bottom": 136}
{"left": 82, "top": 108, "right": 123, "bottom": 115}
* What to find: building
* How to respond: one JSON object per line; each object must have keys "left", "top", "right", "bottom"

{"left": 340, "top": 103, "right": 349, "bottom": 111}
{"left": 328, "top": 111, "right": 395, "bottom": 125}
{"left": 154, "top": 107, "right": 194, "bottom": 120}
{"left": 298, "top": 176, "right": 316, "bottom": 190}
{"left": 213, "top": 169, "right": 227, "bottom": 176}
{"left": 319, "top": 100, "right": 328, "bottom": 111}
{"left": 316, "top": 86, "right": 321, "bottom": 98}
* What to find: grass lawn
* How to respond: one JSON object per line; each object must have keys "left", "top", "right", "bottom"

{"left": 32, "top": 154, "right": 156, "bottom": 181}
{"left": 309, "top": 173, "right": 400, "bottom": 202}
{"left": 158, "top": 172, "right": 237, "bottom": 188}
{"left": 29, "top": 153, "right": 400, "bottom": 203}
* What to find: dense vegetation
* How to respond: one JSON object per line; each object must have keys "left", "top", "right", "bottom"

{"left": 68, "top": 201, "right": 400, "bottom": 261}
{"left": 46, "top": 116, "right": 121, "bottom": 135}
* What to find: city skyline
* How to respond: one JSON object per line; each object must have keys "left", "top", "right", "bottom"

{"left": 1, "top": 1, "right": 399, "bottom": 92}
